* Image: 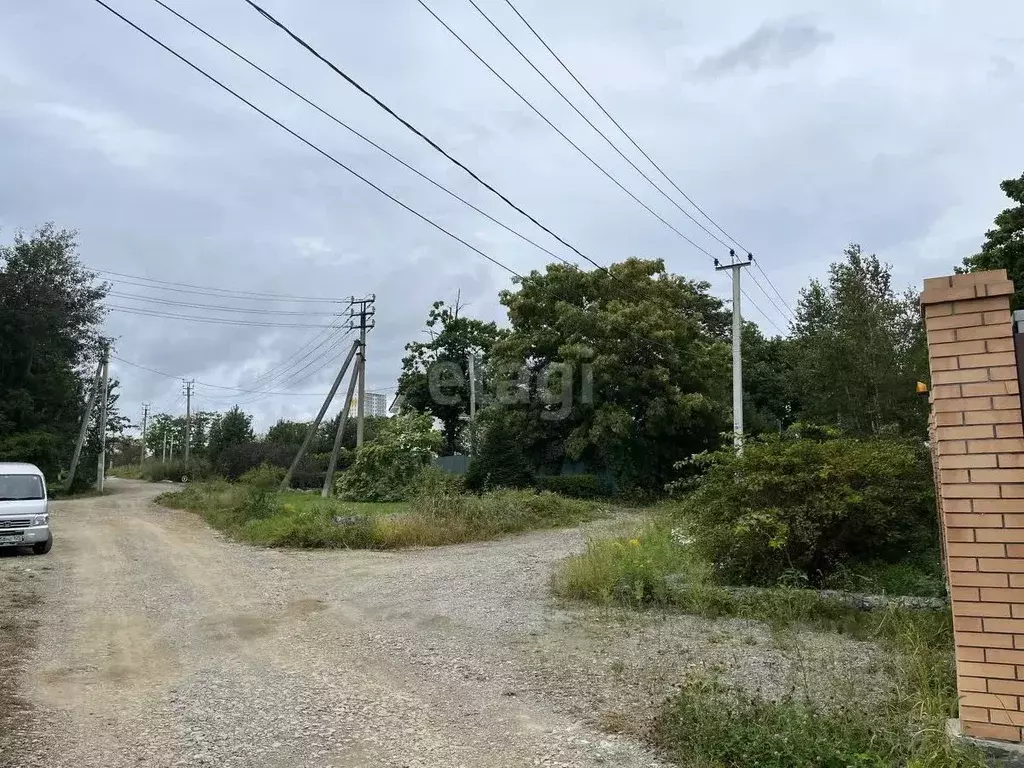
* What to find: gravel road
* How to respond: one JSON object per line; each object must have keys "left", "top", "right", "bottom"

{"left": 0, "top": 479, "right": 877, "bottom": 767}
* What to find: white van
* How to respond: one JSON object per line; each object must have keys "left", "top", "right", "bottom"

{"left": 0, "top": 462, "right": 53, "bottom": 555}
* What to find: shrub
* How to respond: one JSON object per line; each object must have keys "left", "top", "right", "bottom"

{"left": 238, "top": 463, "right": 286, "bottom": 490}
{"left": 412, "top": 465, "right": 465, "bottom": 497}
{"left": 141, "top": 458, "right": 211, "bottom": 483}
{"left": 535, "top": 473, "right": 610, "bottom": 499}
{"left": 337, "top": 413, "right": 441, "bottom": 502}
{"left": 672, "top": 430, "right": 937, "bottom": 586}
{"left": 464, "top": 407, "right": 536, "bottom": 491}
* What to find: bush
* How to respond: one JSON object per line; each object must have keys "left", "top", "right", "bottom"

{"left": 412, "top": 465, "right": 465, "bottom": 497}
{"left": 337, "top": 413, "right": 441, "bottom": 502}
{"left": 535, "top": 473, "right": 610, "bottom": 499}
{"left": 672, "top": 430, "right": 936, "bottom": 587}
{"left": 238, "top": 463, "right": 286, "bottom": 490}
{"left": 464, "top": 407, "right": 536, "bottom": 491}
{"left": 141, "top": 458, "right": 211, "bottom": 483}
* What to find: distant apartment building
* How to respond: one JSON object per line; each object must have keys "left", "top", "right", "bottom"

{"left": 349, "top": 392, "right": 389, "bottom": 418}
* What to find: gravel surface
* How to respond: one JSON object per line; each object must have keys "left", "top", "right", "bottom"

{"left": 0, "top": 479, "right": 881, "bottom": 767}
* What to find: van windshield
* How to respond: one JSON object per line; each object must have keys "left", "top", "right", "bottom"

{"left": 0, "top": 474, "right": 44, "bottom": 501}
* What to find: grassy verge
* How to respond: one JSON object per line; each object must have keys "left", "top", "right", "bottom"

{"left": 652, "top": 610, "right": 983, "bottom": 768}
{"left": 556, "top": 523, "right": 980, "bottom": 767}
{"left": 158, "top": 480, "right": 604, "bottom": 549}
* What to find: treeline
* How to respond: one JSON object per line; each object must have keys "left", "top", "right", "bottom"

{"left": 396, "top": 244, "right": 929, "bottom": 495}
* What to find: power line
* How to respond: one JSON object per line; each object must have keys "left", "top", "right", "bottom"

{"left": 112, "top": 354, "right": 340, "bottom": 396}
{"left": 465, "top": 0, "right": 731, "bottom": 252}
{"left": 499, "top": 0, "right": 743, "bottom": 252}
{"left": 145, "top": 0, "right": 579, "bottom": 272}
{"left": 411, "top": 0, "right": 719, "bottom": 262}
{"left": 494, "top": 0, "right": 797, "bottom": 322}
{"left": 90, "top": 0, "right": 766, "bottom": 365}
{"left": 106, "top": 305, "right": 342, "bottom": 327}
{"left": 91, "top": 266, "right": 344, "bottom": 303}
{"left": 88, "top": 0, "right": 523, "bottom": 282}
{"left": 240, "top": 0, "right": 619, "bottom": 275}
{"left": 108, "top": 291, "right": 342, "bottom": 316}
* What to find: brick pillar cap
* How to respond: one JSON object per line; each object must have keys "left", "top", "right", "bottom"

{"left": 921, "top": 270, "right": 1012, "bottom": 305}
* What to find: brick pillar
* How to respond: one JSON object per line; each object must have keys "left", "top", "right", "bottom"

{"left": 922, "top": 269, "right": 1024, "bottom": 742}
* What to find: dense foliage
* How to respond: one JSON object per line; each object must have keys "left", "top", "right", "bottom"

{"left": 0, "top": 225, "right": 118, "bottom": 484}
{"left": 962, "top": 173, "right": 1024, "bottom": 309}
{"left": 337, "top": 413, "right": 442, "bottom": 502}
{"left": 397, "top": 297, "right": 503, "bottom": 455}
{"left": 673, "top": 428, "right": 937, "bottom": 586}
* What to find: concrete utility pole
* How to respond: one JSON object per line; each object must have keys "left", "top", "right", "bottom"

{"left": 281, "top": 340, "right": 361, "bottom": 490}
{"left": 322, "top": 360, "right": 361, "bottom": 497}
{"left": 715, "top": 250, "right": 752, "bottom": 453}
{"left": 348, "top": 296, "right": 376, "bottom": 448}
{"left": 183, "top": 380, "right": 194, "bottom": 462}
{"left": 65, "top": 356, "right": 105, "bottom": 492}
{"left": 468, "top": 352, "right": 477, "bottom": 455}
{"left": 140, "top": 403, "right": 150, "bottom": 471}
{"left": 169, "top": 435, "right": 175, "bottom": 463}
{"left": 96, "top": 349, "right": 111, "bottom": 492}
{"left": 162, "top": 432, "right": 168, "bottom": 464}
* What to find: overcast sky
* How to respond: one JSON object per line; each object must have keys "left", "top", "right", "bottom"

{"left": 1, "top": 0, "right": 1022, "bottom": 431}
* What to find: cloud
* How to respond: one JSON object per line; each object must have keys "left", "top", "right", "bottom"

{"left": 696, "top": 19, "right": 833, "bottom": 77}
{"left": 1, "top": 0, "right": 1022, "bottom": 430}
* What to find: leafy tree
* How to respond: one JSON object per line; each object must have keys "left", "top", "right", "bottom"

{"left": 398, "top": 295, "right": 504, "bottom": 455}
{"left": 0, "top": 224, "right": 109, "bottom": 477}
{"left": 962, "top": 173, "right": 1024, "bottom": 308}
{"left": 488, "top": 258, "right": 731, "bottom": 492}
{"left": 208, "top": 406, "right": 254, "bottom": 463}
{"left": 337, "top": 413, "right": 442, "bottom": 501}
{"left": 319, "top": 414, "right": 387, "bottom": 452}
{"left": 789, "top": 245, "right": 927, "bottom": 437}
{"left": 266, "top": 419, "right": 310, "bottom": 446}
{"left": 742, "top": 323, "right": 798, "bottom": 436}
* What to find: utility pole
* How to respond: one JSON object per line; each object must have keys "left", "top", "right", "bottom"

{"left": 96, "top": 348, "right": 111, "bottom": 491}
{"left": 715, "top": 250, "right": 752, "bottom": 453}
{"left": 169, "top": 434, "right": 175, "bottom": 463}
{"left": 65, "top": 356, "right": 105, "bottom": 492}
{"left": 468, "top": 351, "right": 477, "bottom": 455}
{"left": 281, "top": 340, "right": 361, "bottom": 490}
{"left": 162, "top": 432, "right": 168, "bottom": 464}
{"left": 140, "top": 403, "right": 150, "bottom": 471}
{"left": 183, "top": 380, "right": 194, "bottom": 462}
{"left": 322, "top": 361, "right": 361, "bottom": 497}
{"left": 348, "top": 296, "right": 376, "bottom": 448}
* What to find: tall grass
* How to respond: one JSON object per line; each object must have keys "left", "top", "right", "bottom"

{"left": 158, "top": 481, "right": 604, "bottom": 549}
{"left": 652, "top": 611, "right": 984, "bottom": 768}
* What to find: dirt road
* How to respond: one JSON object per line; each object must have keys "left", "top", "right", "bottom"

{"left": 0, "top": 480, "right": 870, "bottom": 767}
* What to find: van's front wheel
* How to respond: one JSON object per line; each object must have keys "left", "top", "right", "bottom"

{"left": 32, "top": 536, "right": 52, "bottom": 555}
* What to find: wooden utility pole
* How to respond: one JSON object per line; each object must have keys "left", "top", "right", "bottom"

{"left": 65, "top": 355, "right": 105, "bottom": 492}
{"left": 96, "top": 350, "right": 110, "bottom": 492}
{"left": 140, "top": 402, "right": 150, "bottom": 471}
{"left": 281, "top": 340, "right": 360, "bottom": 490}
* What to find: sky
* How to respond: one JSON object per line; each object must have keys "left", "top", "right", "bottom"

{"left": 1, "top": 0, "right": 1022, "bottom": 432}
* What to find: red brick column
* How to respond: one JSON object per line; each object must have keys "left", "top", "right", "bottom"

{"left": 922, "top": 269, "right": 1024, "bottom": 742}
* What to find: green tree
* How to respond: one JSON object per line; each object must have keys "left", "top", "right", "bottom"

{"left": 486, "top": 258, "right": 730, "bottom": 492}
{"left": 265, "top": 419, "right": 310, "bottom": 446}
{"left": 742, "top": 323, "right": 798, "bottom": 436}
{"left": 398, "top": 296, "right": 504, "bottom": 455}
{"left": 207, "top": 406, "right": 254, "bottom": 462}
{"left": 789, "top": 245, "right": 927, "bottom": 437}
{"left": 337, "top": 412, "right": 442, "bottom": 501}
{"left": 962, "top": 173, "right": 1024, "bottom": 308}
{"left": 0, "top": 224, "right": 109, "bottom": 477}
